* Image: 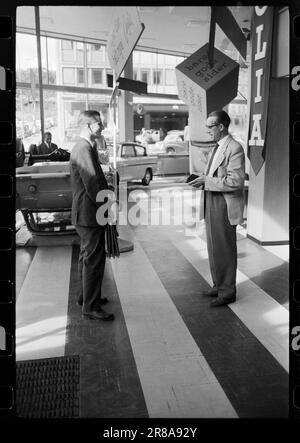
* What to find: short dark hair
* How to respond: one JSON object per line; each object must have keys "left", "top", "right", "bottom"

{"left": 78, "top": 110, "right": 101, "bottom": 126}
{"left": 208, "top": 110, "right": 231, "bottom": 128}
{"left": 44, "top": 132, "right": 52, "bottom": 138}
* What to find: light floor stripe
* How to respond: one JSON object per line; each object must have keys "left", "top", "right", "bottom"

{"left": 237, "top": 225, "right": 289, "bottom": 262}
{"left": 16, "top": 246, "right": 72, "bottom": 361}
{"left": 165, "top": 227, "right": 289, "bottom": 372}
{"left": 112, "top": 222, "right": 237, "bottom": 418}
{"left": 16, "top": 248, "right": 36, "bottom": 300}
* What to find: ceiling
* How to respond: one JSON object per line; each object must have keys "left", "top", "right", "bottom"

{"left": 17, "top": 6, "right": 253, "bottom": 56}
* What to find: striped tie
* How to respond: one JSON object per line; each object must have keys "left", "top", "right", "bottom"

{"left": 206, "top": 143, "right": 219, "bottom": 175}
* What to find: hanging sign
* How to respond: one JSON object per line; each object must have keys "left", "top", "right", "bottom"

{"left": 214, "top": 7, "right": 247, "bottom": 60}
{"left": 175, "top": 43, "right": 239, "bottom": 116}
{"left": 247, "top": 6, "right": 274, "bottom": 175}
{"left": 107, "top": 7, "right": 145, "bottom": 80}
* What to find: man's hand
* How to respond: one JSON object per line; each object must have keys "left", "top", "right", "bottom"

{"left": 188, "top": 173, "right": 206, "bottom": 188}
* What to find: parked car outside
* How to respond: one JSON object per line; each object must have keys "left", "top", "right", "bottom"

{"left": 147, "top": 130, "right": 189, "bottom": 155}
{"left": 107, "top": 142, "right": 157, "bottom": 185}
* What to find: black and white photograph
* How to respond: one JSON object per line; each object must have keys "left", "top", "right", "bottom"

{"left": 14, "top": 5, "right": 290, "bottom": 421}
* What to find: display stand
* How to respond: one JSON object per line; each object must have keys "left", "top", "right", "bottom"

{"left": 109, "top": 70, "right": 134, "bottom": 253}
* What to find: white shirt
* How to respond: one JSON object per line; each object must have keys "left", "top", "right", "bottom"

{"left": 207, "top": 134, "right": 230, "bottom": 177}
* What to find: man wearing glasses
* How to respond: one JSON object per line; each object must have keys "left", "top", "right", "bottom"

{"left": 188, "top": 110, "right": 245, "bottom": 307}
{"left": 70, "top": 110, "right": 114, "bottom": 321}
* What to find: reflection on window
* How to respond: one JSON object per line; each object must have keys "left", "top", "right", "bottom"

{"left": 141, "top": 70, "right": 150, "bottom": 84}
{"left": 165, "top": 69, "right": 175, "bottom": 85}
{"left": 106, "top": 69, "right": 113, "bottom": 86}
{"left": 133, "top": 70, "right": 138, "bottom": 81}
{"left": 91, "top": 69, "right": 103, "bottom": 85}
{"left": 77, "top": 68, "right": 85, "bottom": 85}
{"left": 157, "top": 54, "right": 165, "bottom": 65}
{"left": 63, "top": 68, "right": 75, "bottom": 85}
{"left": 140, "top": 51, "right": 152, "bottom": 64}
{"left": 62, "top": 40, "right": 75, "bottom": 62}
{"left": 153, "top": 70, "right": 162, "bottom": 85}
{"left": 87, "top": 43, "right": 105, "bottom": 63}
{"left": 132, "top": 51, "right": 140, "bottom": 64}
{"left": 76, "top": 42, "right": 84, "bottom": 64}
{"left": 62, "top": 40, "right": 73, "bottom": 50}
{"left": 165, "top": 54, "right": 178, "bottom": 66}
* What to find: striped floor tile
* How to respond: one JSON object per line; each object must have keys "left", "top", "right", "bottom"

{"left": 111, "top": 224, "right": 237, "bottom": 418}
{"left": 65, "top": 246, "right": 148, "bottom": 418}
{"left": 16, "top": 246, "right": 72, "bottom": 361}
{"left": 132, "top": 223, "right": 288, "bottom": 417}
{"left": 16, "top": 200, "right": 289, "bottom": 418}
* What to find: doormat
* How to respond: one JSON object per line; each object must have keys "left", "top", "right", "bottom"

{"left": 16, "top": 355, "right": 80, "bottom": 418}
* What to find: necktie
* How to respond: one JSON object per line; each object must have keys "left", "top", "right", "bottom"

{"left": 206, "top": 143, "right": 219, "bottom": 175}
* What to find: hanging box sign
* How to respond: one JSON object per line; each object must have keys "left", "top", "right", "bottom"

{"left": 175, "top": 43, "right": 239, "bottom": 115}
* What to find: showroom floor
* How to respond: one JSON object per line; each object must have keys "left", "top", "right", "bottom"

{"left": 16, "top": 177, "right": 289, "bottom": 418}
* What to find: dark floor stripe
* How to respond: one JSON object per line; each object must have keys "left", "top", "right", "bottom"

{"left": 65, "top": 246, "right": 148, "bottom": 418}
{"left": 16, "top": 247, "right": 37, "bottom": 300}
{"left": 133, "top": 225, "right": 288, "bottom": 418}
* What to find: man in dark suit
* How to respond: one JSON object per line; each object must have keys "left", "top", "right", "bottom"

{"left": 31, "top": 132, "right": 58, "bottom": 155}
{"left": 189, "top": 110, "right": 245, "bottom": 307}
{"left": 70, "top": 110, "right": 114, "bottom": 321}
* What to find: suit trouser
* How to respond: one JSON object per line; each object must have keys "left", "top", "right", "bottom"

{"left": 204, "top": 191, "right": 237, "bottom": 298}
{"left": 76, "top": 225, "right": 106, "bottom": 312}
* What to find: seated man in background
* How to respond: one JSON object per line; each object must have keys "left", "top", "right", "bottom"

{"left": 30, "top": 131, "right": 58, "bottom": 155}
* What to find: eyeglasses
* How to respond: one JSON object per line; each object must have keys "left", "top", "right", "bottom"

{"left": 206, "top": 123, "right": 220, "bottom": 129}
{"left": 90, "top": 121, "right": 104, "bottom": 128}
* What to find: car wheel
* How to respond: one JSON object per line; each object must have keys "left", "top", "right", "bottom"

{"left": 142, "top": 168, "right": 152, "bottom": 186}
{"left": 167, "top": 147, "right": 175, "bottom": 154}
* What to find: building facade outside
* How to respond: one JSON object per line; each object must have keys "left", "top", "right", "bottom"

{"left": 16, "top": 30, "right": 248, "bottom": 153}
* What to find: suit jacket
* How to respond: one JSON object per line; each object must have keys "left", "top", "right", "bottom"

{"left": 200, "top": 135, "right": 245, "bottom": 225}
{"left": 32, "top": 142, "right": 58, "bottom": 155}
{"left": 70, "top": 137, "right": 108, "bottom": 227}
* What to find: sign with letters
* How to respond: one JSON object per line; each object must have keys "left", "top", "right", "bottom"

{"left": 107, "top": 7, "right": 145, "bottom": 80}
{"left": 175, "top": 43, "right": 239, "bottom": 116}
{"left": 175, "top": 43, "right": 240, "bottom": 173}
{"left": 247, "top": 6, "right": 274, "bottom": 175}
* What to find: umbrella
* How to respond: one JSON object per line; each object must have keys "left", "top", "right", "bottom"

{"left": 105, "top": 223, "right": 120, "bottom": 258}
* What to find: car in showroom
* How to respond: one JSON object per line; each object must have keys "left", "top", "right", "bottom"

{"left": 16, "top": 142, "right": 157, "bottom": 234}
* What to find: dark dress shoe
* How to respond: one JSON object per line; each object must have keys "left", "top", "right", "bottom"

{"left": 202, "top": 288, "right": 218, "bottom": 297}
{"left": 82, "top": 308, "right": 114, "bottom": 321}
{"left": 77, "top": 297, "right": 109, "bottom": 307}
{"left": 210, "top": 295, "right": 236, "bottom": 307}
